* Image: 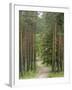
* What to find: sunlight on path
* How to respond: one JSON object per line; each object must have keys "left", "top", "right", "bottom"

{"left": 36, "top": 60, "right": 51, "bottom": 78}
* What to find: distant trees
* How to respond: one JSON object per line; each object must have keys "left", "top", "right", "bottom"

{"left": 41, "top": 12, "right": 64, "bottom": 72}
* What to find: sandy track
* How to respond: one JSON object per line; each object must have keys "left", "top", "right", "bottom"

{"left": 36, "top": 60, "right": 50, "bottom": 78}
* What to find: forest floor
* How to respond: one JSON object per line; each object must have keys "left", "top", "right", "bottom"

{"left": 19, "top": 58, "right": 64, "bottom": 79}
{"left": 36, "top": 60, "right": 51, "bottom": 78}
{"left": 36, "top": 60, "right": 64, "bottom": 78}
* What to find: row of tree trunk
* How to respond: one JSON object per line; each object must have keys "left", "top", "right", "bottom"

{"left": 19, "top": 11, "right": 37, "bottom": 76}
{"left": 52, "top": 20, "right": 64, "bottom": 72}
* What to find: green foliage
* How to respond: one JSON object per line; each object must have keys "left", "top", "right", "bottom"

{"left": 37, "top": 12, "right": 64, "bottom": 72}
{"left": 19, "top": 71, "right": 37, "bottom": 79}
{"left": 48, "top": 72, "right": 64, "bottom": 78}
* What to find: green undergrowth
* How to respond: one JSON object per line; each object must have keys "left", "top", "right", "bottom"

{"left": 48, "top": 72, "right": 64, "bottom": 78}
{"left": 19, "top": 70, "right": 37, "bottom": 79}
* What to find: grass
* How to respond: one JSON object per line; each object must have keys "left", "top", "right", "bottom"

{"left": 48, "top": 72, "right": 64, "bottom": 78}
{"left": 19, "top": 70, "right": 37, "bottom": 79}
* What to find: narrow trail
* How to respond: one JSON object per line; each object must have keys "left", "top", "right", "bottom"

{"left": 36, "top": 60, "right": 51, "bottom": 78}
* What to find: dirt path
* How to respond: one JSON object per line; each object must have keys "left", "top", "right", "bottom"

{"left": 36, "top": 60, "right": 50, "bottom": 78}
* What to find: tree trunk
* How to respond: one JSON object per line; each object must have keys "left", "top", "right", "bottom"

{"left": 21, "top": 31, "right": 24, "bottom": 75}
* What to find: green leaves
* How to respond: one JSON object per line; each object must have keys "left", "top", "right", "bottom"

{"left": 37, "top": 12, "right": 64, "bottom": 72}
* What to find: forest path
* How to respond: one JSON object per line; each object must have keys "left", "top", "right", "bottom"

{"left": 36, "top": 59, "right": 51, "bottom": 78}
